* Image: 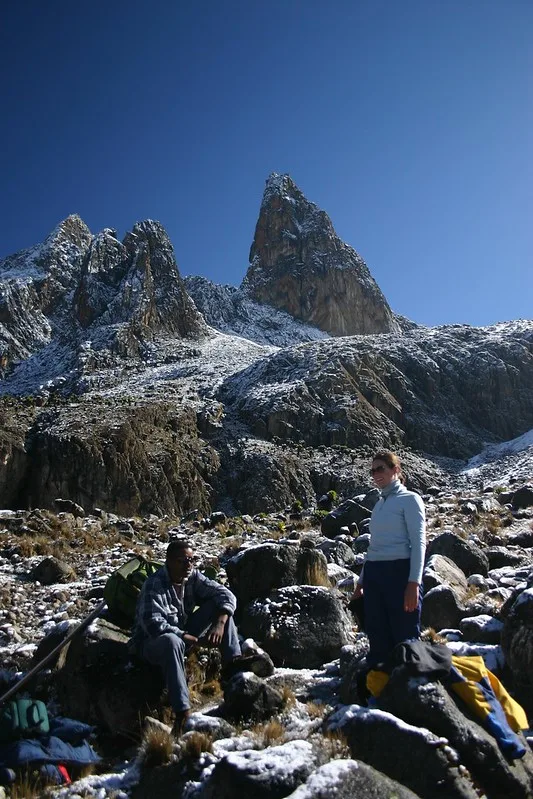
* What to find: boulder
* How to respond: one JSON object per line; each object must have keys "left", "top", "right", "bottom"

{"left": 326, "top": 704, "right": 477, "bottom": 799}
{"left": 29, "top": 556, "right": 75, "bottom": 585}
{"left": 197, "top": 740, "right": 316, "bottom": 799}
{"left": 54, "top": 498, "right": 86, "bottom": 517}
{"left": 321, "top": 500, "right": 371, "bottom": 539}
{"left": 426, "top": 532, "right": 489, "bottom": 577}
{"left": 511, "top": 485, "right": 533, "bottom": 510}
{"left": 423, "top": 554, "right": 468, "bottom": 601}
{"left": 316, "top": 539, "right": 357, "bottom": 569}
{"left": 421, "top": 585, "right": 467, "bottom": 631}
{"left": 353, "top": 533, "right": 371, "bottom": 554}
{"left": 285, "top": 759, "right": 421, "bottom": 799}
{"left": 508, "top": 530, "right": 533, "bottom": 548}
{"left": 55, "top": 618, "right": 168, "bottom": 733}
{"left": 239, "top": 586, "right": 354, "bottom": 668}
{"left": 459, "top": 615, "right": 503, "bottom": 645}
{"left": 222, "top": 672, "right": 284, "bottom": 723}
{"left": 185, "top": 713, "right": 235, "bottom": 740}
{"left": 380, "top": 669, "right": 533, "bottom": 799}
{"left": 501, "top": 586, "right": 533, "bottom": 715}
{"left": 226, "top": 543, "right": 299, "bottom": 604}
{"left": 485, "top": 546, "right": 528, "bottom": 569}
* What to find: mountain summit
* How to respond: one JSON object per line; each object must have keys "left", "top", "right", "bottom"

{"left": 242, "top": 173, "right": 399, "bottom": 336}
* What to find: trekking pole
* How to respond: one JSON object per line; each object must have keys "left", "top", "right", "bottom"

{"left": 0, "top": 600, "right": 107, "bottom": 707}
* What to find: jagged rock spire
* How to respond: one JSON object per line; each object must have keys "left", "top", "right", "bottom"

{"left": 243, "top": 173, "right": 399, "bottom": 336}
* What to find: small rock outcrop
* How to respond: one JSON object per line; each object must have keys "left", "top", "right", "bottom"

{"left": 242, "top": 174, "right": 399, "bottom": 337}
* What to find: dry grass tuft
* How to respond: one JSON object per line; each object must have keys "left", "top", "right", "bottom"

{"left": 321, "top": 729, "right": 351, "bottom": 759}
{"left": 281, "top": 685, "right": 297, "bottom": 708}
{"left": 306, "top": 701, "right": 326, "bottom": 719}
{"left": 9, "top": 769, "right": 51, "bottom": 798}
{"left": 179, "top": 731, "right": 213, "bottom": 762}
{"left": 420, "top": 627, "right": 448, "bottom": 644}
{"left": 248, "top": 718, "right": 286, "bottom": 748}
{"left": 296, "top": 549, "right": 329, "bottom": 587}
{"left": 464, "top": 584, "right": 481, "bottom": 601}
{"left": 260, "top": 719, "right": 285, "bottom": 747}
{"left": 139, "top": 725, "right": 175, "bottom": 769}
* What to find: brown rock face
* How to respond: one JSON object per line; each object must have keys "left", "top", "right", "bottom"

{"left": 243, "top": 174, "right": 399, "bottom": 336}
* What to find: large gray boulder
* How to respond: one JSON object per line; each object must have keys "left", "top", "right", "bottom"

{"left": 421, "top": 584, "right": 467, "bottom": 631}
{"left": 54, "top": 618, "right": 167, "bottom": 734}
{"left": 316, "top": 539, "right": 357, "bottom": 569}
{"left": 380, "top": 669, "right": 533, "bottom": 799}
{"left": 285, "top": 759, "right": 421, "bottom": 799}
{"left": 222, "top": 672, "right": 284, "bottom": 723}
{"left": 426, "top": 532, "right": 489, "bottom": 577}
{"left": 423, "top": 554, "right": 469, "bottom": 600}
{"left": 326, "top": 704, "right": 477, "bottom": 799}
{"left": 197, "top": 740, "right": 317, "bottom": 799}
{"left": 320, "top": 500, "right": 371, "bottom": 538}
{"left": 225, "top": 543, "right": 299, "bottom": 604}
{"left": 239, "top": 585, "right": 353, "bottom": 668}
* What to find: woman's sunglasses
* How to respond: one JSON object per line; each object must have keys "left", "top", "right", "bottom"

{"left": 370, "top": 465, "right": 388, "bottom": 475}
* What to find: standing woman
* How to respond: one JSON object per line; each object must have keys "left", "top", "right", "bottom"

{"left": 352, "top": 451, "right": 426, "bottom": 667}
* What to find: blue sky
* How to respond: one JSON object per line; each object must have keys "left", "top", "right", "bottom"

{"left": 1, "top": 0, "right": 531, "bottom": 326}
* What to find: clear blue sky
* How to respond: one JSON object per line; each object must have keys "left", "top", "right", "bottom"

{"left": 1, "top": 0, "right": 531, "bottom": 326}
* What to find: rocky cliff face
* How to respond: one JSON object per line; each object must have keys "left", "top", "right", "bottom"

{"left": 0, "top": 217, "right": 206, "bottom": 377}
{"left": 1, "top": 178, "right": 532, "bottom": 517}
{"left": 220, "top": 321, "right": 533, "bottom": 459}
{"left": 242, "top": 173, "right": 400, "bottom": 336}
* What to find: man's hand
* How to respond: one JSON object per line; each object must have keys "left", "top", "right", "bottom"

{"left": 206, "top": 616, "right": 227, "bottom": 646}
{"left": 404, "top": 582, "right": 419, "bottom": 613}
{"left": 183, "top": 633, "right": 198, "bottom": 645}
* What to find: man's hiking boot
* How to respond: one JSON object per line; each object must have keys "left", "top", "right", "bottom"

{"left": 220, "top": 652, "right": 274, "bottom": 682}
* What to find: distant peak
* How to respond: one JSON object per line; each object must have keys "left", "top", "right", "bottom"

{"left": 262, "top": 173, "right": 304, "bottom": 208}
{"left": 47, "top": 214, "right": 92, "bottom": 250}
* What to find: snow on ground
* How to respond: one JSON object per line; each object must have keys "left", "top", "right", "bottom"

{"left": 466, "top": 428, "right": 533, "bottom": 467}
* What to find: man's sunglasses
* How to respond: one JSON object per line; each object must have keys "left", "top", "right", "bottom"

{"left": 370, "top": 465, "right": 388, "bottom": 475}
{"left": 175, "top": 556, "right": 196, "bottom": 565}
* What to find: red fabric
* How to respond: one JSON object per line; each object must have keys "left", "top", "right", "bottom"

{"left": 57, "top": 764, "right": 71, "bottom": 784}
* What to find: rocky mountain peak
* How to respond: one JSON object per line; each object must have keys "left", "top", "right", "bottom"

{"left": 0, "top": 216, "right": 206, "bottom": 380}
{"left": 46, "top": 214, "right": 93, "bottom": 251}
{"left": 243, "top": 173, "right": 400, "bottom": 336}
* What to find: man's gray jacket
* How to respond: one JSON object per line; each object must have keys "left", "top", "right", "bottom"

{"left": 131, "top": 565, "right": 237, "bottom": 650}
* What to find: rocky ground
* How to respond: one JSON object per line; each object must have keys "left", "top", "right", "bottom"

{"left": 0, "top": 452, "right": 532, "bottom": 799}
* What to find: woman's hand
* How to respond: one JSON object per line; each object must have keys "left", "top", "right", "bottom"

{"left": 404, "top": 582, "right": 419, "bottom": 612}
{"left": 352, "top": 583, "right": 363, "bottom": 600}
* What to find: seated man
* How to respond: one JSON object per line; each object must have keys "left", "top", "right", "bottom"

{"left": 131, "top": 538, "right": 246, "bottom": 731}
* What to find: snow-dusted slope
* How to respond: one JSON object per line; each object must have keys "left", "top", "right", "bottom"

{"left": 185, "top": 275, "right": 329, "bottom": 346}
{"left": 218, "top": 320, "right": 533, "bottom": 458}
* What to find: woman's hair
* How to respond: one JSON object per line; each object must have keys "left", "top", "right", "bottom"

{"left": 371, "top": 450, "right": 405, "bottom": 484}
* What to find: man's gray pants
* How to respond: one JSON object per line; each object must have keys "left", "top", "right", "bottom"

{"left": 141, "top": 600, "right": 241, "bottom": 712}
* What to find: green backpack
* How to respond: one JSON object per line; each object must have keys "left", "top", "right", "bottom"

{"left": 104, "top": 556, "right": 163, "bottom": 629}
{"left": 0, "top": 699, "right": 50, "bottom": 743}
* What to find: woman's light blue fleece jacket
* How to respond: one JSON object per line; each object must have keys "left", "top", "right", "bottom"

{"left": 358, "top": 479, "right": 426, "bottom": 585}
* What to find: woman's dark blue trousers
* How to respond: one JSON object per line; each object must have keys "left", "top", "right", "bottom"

{"left": 363, "top": 558, "right": 422, "bottom": 667}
